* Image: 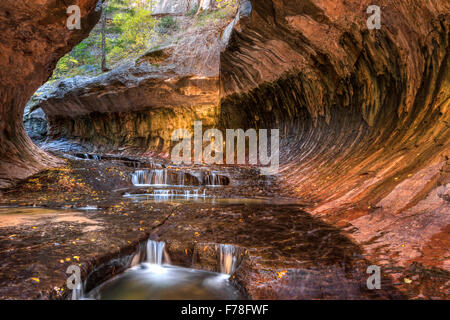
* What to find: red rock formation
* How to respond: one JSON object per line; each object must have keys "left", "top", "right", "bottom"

{"left": 0, "top": 0, "right": 101, "bottom": 187}
{"left": 220, "top": 0, "right": 449, "bottom": 270}
{"left": 33, "top": 16, "right": 230, "bottom": 154}
{"left": 0, "top": 0, "right": 448, "bottom": 274}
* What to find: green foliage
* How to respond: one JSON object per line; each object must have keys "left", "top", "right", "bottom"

{"left": 215, "top": 0, "right": 235, "bottom": 9}
{"left": 187, "top": 5, "right": 199, "bottom": 16}
{"left": 196, "top": 6, "right": 234, "bottom": 27}
{"left": 117, "top": 8, "right": 156, "bottom": 48}
{"left": 51, "top": 1, "right": 156, "bottom": 81}
{"left": 49, "top": 0, "right": 236, "bottom": 81}
{"left": 157, "top": 16, "right": 178, "bottom": 33}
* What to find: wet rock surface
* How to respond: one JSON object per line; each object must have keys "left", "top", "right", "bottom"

{"left": 0, "top": 156, "right": 448, "bottom": 299}
{"left": 0, "top": 0, "right": 449, "bottom": 301}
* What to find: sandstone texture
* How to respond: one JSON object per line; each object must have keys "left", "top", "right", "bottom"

{"left": 220, "top": 0, "right": 449, "bottom": 270}
{"left": 0, "top": 0, "right": 101, "bottom": 187}
{"left": 0, "top": 0, "right": 448, "bottom": 299}
{"left": 31, "top": 11, "right": 233, "bottom": 155}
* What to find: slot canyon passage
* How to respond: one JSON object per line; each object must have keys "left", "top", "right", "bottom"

{"left": 0, "top": 0, "right": 449, "bottom": 300}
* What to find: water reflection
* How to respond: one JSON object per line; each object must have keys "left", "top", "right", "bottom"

{"left": 85, "top": 264, "right": 244, "bottom": 300}
{"left": 123, "top": 192, "right": 277, "bottom": 204}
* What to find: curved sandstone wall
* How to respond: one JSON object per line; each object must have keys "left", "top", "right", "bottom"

{"left": 0, "top": 0, "right": 448, "bottom": 271}
{"left": 220, "top": 0, "right": 449, "bottom": 269}
{"left": 0, "top": 0, "right": 101, "bottom": 187}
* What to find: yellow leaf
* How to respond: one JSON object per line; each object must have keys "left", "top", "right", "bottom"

{"left": 404, "top": 278, "right": 412, "bottom": 284}
{"left": 31, "top": 277, "right": 40, "bottom": 283}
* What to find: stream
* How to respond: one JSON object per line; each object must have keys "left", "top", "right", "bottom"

{"left": 0, "top": 152, "right": 406, "bottom": 300}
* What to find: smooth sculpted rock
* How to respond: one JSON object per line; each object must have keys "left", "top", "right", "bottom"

{"left": 0, "top": 0, "right": 101, "bottom": 187}
{"left": 34, "top": 19, "right": 230, "bottom": 154}
{"left": 219, "top": 0, "right": 450, "bottom": 271}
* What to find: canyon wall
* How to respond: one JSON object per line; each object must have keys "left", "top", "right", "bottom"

{"left": 0, "top": 0, "right": 448, "bottom": 271}
{"left": 0, "top": 0, "right": 101, "bottom": 187}
{"left": 34, "top": 19, "right": 229, "bottom": 154}
{"left": 220, "top": 0, "right": 449, "bottom": 269}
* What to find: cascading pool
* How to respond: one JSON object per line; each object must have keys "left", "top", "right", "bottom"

{"left": 130, "top": 169, "right": 230, "bottom": 187}
{"left": 132, "top": 169, "right": 171, "bottom": 186}
{"left": 84, "top": 240, "right": 245, "bottom": 300}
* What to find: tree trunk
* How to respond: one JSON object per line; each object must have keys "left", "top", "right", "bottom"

{"left": 101, "top": 3, "right": 107, "bottom": 72}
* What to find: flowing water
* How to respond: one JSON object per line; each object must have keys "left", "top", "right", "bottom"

{"left": 146, "top": 240, "right": 167, "bottom": 265}
{"left": 219, "top": 244, "right": 239, "bottom": 275}
{"left": 131, "top": 169, "right": 229, "bottom": 187}
{"left": 84, "top": 240, "right": 244, "bottom": 300}
{"left": 132, "top": 169, "right": 171, "bottom": 186}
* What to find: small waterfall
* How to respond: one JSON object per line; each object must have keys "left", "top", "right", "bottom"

{"left": 219, "top": 244, "right": 238, "bottom": 275}
{"left": 144, "top": 240, "right": 171, "bottom": 265}
{"left": 205, "top": 172, "right": 218, "bottom": 185}
{"left": 146, "top": 240, "right": 166, "bottom": 264}
{"left": 203, "top": 172, "right": 229, "bottom": 186}
{"left": 131, "top": 169, "right": 200, "bottom": 186}
{"left": 130, "top": 240, "right": 170, "bottom": 267}
{"left": 178, "top": 171, "right": 185, "bottom": 186}
{"left": 132, "top": 169, "right": 168, "bottom": 186}
{"left": 81, "top": 153, "right": 100, "bottom": 160}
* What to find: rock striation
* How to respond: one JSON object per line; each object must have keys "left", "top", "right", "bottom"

{"left": 31, "top": 11, "right": 232, "bottom": 155}
{"left": 0, "top": 0, "right": 101, "bottom": 187}
{"left": 220, "top": 0, "right": 449, "bottom": 270}
{"left": 0, "top": 0, "right": 448, "bottom": 276}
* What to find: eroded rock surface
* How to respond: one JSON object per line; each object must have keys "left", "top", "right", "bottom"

{"left": 31, "top": 15, "right": 233, "bottom": 154}
{"left": 0, "top": 0, "right": 101, "bottom": 187}
{"left": 0, "top": 0, "right": 448, "bottom": 300}
{"left": 219, "top": 0, "right": 449, "bottom": 271}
